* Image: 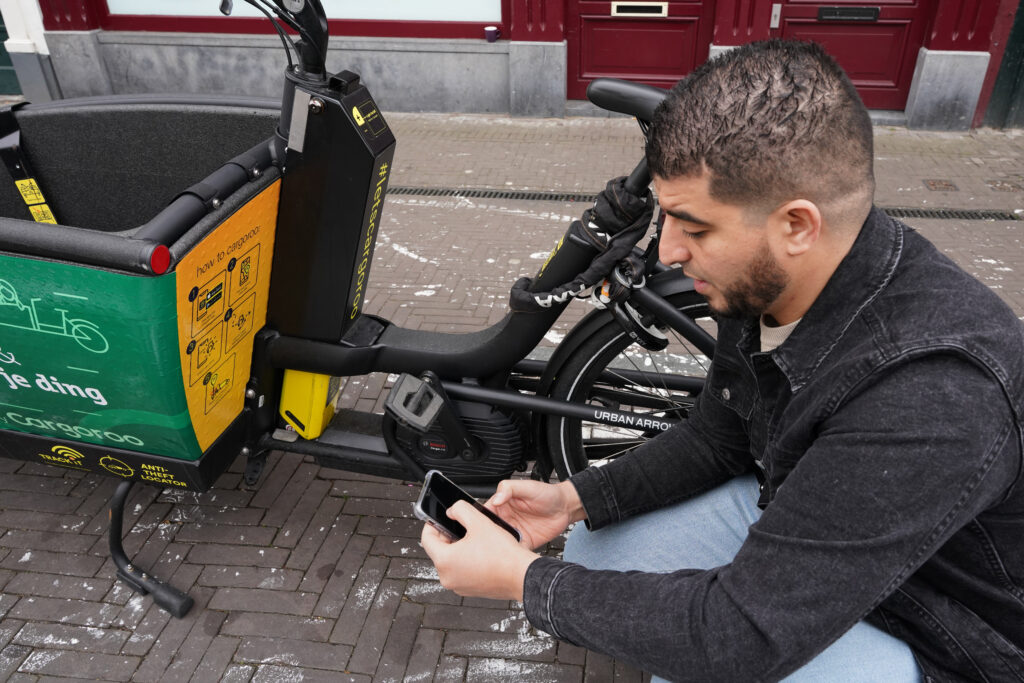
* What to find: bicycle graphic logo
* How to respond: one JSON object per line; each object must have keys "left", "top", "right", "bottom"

{"left": 0, "top": 279, "right": 109, "bottom": 354}
{"left": 0, "top": 346, "right": 19, "bottom": 365}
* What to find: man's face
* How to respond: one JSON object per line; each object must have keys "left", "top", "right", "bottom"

{"left": 655, "top": 172, "right": 789, "bottom": 319}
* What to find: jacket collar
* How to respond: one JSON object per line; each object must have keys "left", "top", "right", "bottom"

{"left": 768, "top": 206, "right": 904, "bottom": 391}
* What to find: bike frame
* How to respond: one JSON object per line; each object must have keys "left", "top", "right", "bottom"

{"left": 0, "top": 0, "right": 715, "bottom": 615}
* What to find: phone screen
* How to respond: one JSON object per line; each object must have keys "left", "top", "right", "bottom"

{"left": 415, "top": 470, "right": 521, "bottom": 542}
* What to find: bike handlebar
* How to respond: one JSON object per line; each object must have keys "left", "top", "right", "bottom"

{"left": 624, "top": 158, "right": 650, "bottom": 195}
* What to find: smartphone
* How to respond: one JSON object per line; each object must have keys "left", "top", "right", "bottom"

{"left": 414, "top": 470, "right": 521, "bottom": 542}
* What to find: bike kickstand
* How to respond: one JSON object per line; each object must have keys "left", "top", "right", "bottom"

{"left": 108, "top": 480, "right": 194, "bottom": 618}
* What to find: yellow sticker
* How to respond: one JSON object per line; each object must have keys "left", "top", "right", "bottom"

{"left": 28, "top": 204, "right": 57, "bottom": 224}
{"left": 15, "top": 178, "right": 46, "bottom": 205}
{"left": 175, "top": 180, "right": 280, "bottom": 450}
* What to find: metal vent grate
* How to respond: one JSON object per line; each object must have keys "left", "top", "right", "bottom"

{"left": 389, "top": 186, "right": 599, "bottom": 203}
{"left": 881, "top": 207, "right": 1021, "bottom": 221}
{"left": 389, "top": 186, "right": 1021, "bottom": 221}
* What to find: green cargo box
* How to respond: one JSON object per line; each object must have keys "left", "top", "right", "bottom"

{"left": 0, "top": 95, "right": 281, "bottom": 490}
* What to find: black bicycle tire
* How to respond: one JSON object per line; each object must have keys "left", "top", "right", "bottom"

{"left": 544, "top": 291, "right": 714, "bottom": 479}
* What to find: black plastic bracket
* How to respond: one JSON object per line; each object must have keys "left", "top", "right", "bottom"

{"left": 109, "top": 480, "right": 194, "bottom": 618}
{"left": 385, "top": 372, "right": 482, "bottom": 461}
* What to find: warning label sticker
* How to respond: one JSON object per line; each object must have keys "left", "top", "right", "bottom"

{"left": 175, "top": 181, "right": 280, "bottom": 450}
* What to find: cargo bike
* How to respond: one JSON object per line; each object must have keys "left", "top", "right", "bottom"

{"left": 0, "top": 0, "right": 715, "bottom": 617}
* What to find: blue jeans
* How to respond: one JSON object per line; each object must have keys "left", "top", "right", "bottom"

{"left": 563, "top": 474, "right": 921, "bottom": 683}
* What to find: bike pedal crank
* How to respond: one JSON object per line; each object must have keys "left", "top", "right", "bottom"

{"left": 385, "top": 373, "right": 445, "bottom": 432}
{"left": 385, "top": 373, "right": 482, "bottom": 461}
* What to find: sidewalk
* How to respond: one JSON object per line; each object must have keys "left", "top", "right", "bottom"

{"left": 1, "top": 113, "right": 1023, "bottom": 683}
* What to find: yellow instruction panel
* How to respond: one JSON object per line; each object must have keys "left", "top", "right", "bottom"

{"left": 175, "top": 180, "right": 280, "bottom": 450}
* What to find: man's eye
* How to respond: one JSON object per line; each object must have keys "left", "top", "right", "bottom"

{"left": 682, "top": 229, "right": 704, "bottom": 238}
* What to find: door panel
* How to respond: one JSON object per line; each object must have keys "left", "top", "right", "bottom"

{"left": 776, "top": 1, "right": 932, "bottom": 109}
{"left": 567, "top": 1, "right": 714, "bottom": 99}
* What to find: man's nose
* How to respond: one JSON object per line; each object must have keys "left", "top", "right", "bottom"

{"left": 659, "top": 226, "right": 691, "bottom": 266}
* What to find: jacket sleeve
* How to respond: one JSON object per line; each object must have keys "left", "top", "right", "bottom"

{"left": 569, "top": 349, "right": 756, "bottom": 530}
{"left": 524, "top": 355, "right": 1020, "bottom": 682}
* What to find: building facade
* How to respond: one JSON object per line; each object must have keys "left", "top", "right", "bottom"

{"left": 1, "top": 0, "right": 1021, "bottom": 129}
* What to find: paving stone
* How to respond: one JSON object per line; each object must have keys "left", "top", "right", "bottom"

{"left": 197, "top": 565, "right": 303, "bottom": 591}
{"left": 185, "top": 543, "right": 290, "bottom": 568}
{"left": 129, "top": 588, "right": 215, "bottom": 683}
{"left": 341, "top": 496, "right": 417, "bottom": 519}
{"left": 0, "top": 473, "right": 78, "bottom": 496}
{"left": 187, "top": 634, "right": 239, "bottom": 683}
{"left": 248, "top": 452, "right": 303, "bottom": 509}
{"left": 159, "top": 611, "right": 227, "bottom": 683}
{"left": 403, "top": 579, "right": 461, "bottom": 606}
{"left": 0, "top": 511, "right": 89, "bottom": 535}
{"left": 251, "top": 664, "right": 369, "bottom": 683}
{"left": 423, "top": 604, "right": 530, "bottom": 633}
{"left": 443, "top": 629, "right": 558, "bottom": 662}
{"left": 346, "top": 581, "right": 405, "bottom": 675}
{"left": 7, "top": 596, "right": 122, "bottom": 628}
{"left": 207, "top": 587, "right": 319, "bottom": 616}
{"left": 221, "top": 664, "right": 256, "bottom": 683}
{"left": 383, "top": 558, "right": 438, "bottom": 582}
{"left": 285, "top": 494, "right": 345, "bottom": 572}
{"left": 0, "top": 528, "right": 98, "bottom": 554}
{"left": 403, "top": 628, "right": 445, "bottom": 683}
{"left": 0, "top": 618, "right": 24, "bottom": 650}
{"left": 261, "top": 462, "right": 319, "bottom": 529}
{"left": 172, "top": 522, "right": 278, "bottom": 546}
{"left": 298, "top": 514, "right": 359, "bottom": 593}
{"left": 0, "top": 491, "right": 81, "bottom": 515}
{"left": 272, "top": 477, "right": 330, "bottom": 548}
{"left": 329, "top": 479, "right": 420, "bottom": 502}
{"left": 312, "top": 533, "right": 373, "bottom": 619}
{"left": 221, "top": 612, "right": 333, "bottom": 642}
{"left": 370, "top": 599, "right": 424, "bottom": 682}
{"left": 13, "top": 622, "right": 130, "bottom": 654}
{"left": 355, "top": 514, "right": 421, "bottom": 539}
{"left": 467, "top": 657, "right": 584, "bottom": 682}
{"left": 235, "top": 636, "right": 354, "bottom": 671}
{"left": 369, "top": 534, "right": 427, "bottom": 559}
{"left": 0, "top": 549, "right": 105, "bottom": 577}
{"left": 0, "top": 590, "right": 19, "bottom": 617}
{"left": 0, "top": 645, "right": 32, "bottom": 680}
{"left": 435, "top": 654, "right": 468, "bottom": 682}
{"left": 17, "top": 649, "right": 140, "bottom": 681}
{"left": 325, "top": 557, "right": 389, "bottom": 643}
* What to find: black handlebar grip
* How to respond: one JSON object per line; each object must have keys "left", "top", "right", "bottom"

{"left": 624, "top": 158, "right": 651, "bottom": 195}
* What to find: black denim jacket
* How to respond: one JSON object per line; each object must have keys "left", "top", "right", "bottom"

{"left": 524, "top": 208, "right": 1024, "bottom": 682}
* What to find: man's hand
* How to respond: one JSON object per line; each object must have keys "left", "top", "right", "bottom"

{"left": 421, "top": 500, "right": 539, "bottom": 601}
{"left": 486, "top": 479, "right": 587, "bottom": 550}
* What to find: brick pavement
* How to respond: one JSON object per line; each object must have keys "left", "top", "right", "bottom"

{"left": 1, "top": 112, "right": 1023, "bottom": 682}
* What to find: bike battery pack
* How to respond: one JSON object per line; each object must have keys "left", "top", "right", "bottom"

{"left": 268, "top": 70, "right": 397, "bottom": 342}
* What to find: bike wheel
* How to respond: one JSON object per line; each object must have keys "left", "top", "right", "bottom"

{"left": 544, "top": 291, "right": 714, "bottom": 479}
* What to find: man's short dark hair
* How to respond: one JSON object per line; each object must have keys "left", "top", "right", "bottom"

{"left": 647, "top": 40, "right": 875, "bottom": 221}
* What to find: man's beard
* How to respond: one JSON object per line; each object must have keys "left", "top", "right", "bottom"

{"left": 715, "top": 241, "right": 789, "bottom": 319}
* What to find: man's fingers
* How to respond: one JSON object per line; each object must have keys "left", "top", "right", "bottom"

{"left": 445, "top": 499, "right": 478, "bottom": 526}
{"left": 420, "top": 522, "right": 452, "bottom": 558}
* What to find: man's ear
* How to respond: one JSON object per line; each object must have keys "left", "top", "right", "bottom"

{"left": 770, "top": 200, "right": 821, "bottom": 256}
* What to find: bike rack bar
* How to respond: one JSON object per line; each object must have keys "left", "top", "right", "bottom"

{"left": 109, "top": 480, "right": 194, "bottom": 618}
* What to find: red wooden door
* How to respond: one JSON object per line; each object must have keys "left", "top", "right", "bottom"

{"left": 566, "top": 0, "right": 715, "bottom": 99}
{"left": 773, "top": 1, "right": 933, "bottom": 109}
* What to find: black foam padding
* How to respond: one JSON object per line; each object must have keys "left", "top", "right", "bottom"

{"left": 0, "top": 95, "right": 279, "bottom": 232}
